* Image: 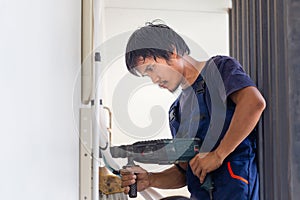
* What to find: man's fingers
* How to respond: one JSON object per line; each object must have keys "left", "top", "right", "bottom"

{"left": 123, "top": 186, "right": 130, "bottom": 194}
{"left": 121, "top": 166, "right": 145, "bottom": 173}
{"left": 121, "top": 172, "right": 136, "bottom": 188}
{"left": 193, "top": 166, "right": 201, "bottom": 177}
{"left": 120, "top": 168, "right": 134, "bottom": 175}
{"left": 190, "top": 158, "right": 202, "bottom": 178}
{"left": 121, "top": 173, "right": 136, "bottom": 180}
{"left": 121, "top": 179, "right": 135, "bottom": 188}
{"left": 200, "top": 170, "right": 207, "bottom": 184}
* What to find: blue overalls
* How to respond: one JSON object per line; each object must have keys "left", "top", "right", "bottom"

{"left": 169, "top": 74, "right": 259, "bottom": 200}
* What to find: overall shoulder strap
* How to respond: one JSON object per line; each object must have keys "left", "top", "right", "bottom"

{"left": 196, "top": 75, "right": 211, "bottom": 117}
{"left": 169, "top": 95, "right": 180, "bottom": 121}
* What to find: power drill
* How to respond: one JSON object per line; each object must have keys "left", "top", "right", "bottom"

{"left": 108, "top": 138, "right": 214, "bottom": 199}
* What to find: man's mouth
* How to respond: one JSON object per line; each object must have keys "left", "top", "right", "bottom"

{"left": 159, "top": 81, "right": 168, "bottom": 88}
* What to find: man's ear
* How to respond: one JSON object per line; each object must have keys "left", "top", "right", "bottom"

{"left": 170, "top": 47, "right": 180, "bottom": 59}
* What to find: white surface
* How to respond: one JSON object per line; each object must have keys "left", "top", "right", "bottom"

{"left": 0, "top": 0, "right": 80, "bottom": 199}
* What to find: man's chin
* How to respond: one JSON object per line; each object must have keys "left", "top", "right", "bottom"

{"left": 169, "top": 85, "right": 181, "bottom": 93}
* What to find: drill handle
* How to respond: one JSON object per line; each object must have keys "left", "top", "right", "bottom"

{"left": 128, "top": 176, "right": 138, "bottom": 198}
{"left": 124, "top": 158, "right": 138, "bottom": 198}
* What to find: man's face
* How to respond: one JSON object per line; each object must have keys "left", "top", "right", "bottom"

{"left": 135, "top": 56, "right": 184, "bottom": 92}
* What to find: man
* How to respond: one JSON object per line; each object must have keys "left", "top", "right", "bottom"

{"left": 120, "top": 21, "right": 265, "bottom": 200}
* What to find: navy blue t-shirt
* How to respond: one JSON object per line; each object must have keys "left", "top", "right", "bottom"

{"left": 169, "top": 55, "right": 258, "bottom": 199}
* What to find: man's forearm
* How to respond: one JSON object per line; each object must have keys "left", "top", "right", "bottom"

{"left": 148, "top": 165, "right": 186, "bottom": 189}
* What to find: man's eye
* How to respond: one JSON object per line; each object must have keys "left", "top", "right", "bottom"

{"left": 146, "top": 65, "right": 154, "bottom": 72}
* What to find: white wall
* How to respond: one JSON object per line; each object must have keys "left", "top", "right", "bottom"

{"left": 0, "top": 1, "right": 80, "bottom": 199}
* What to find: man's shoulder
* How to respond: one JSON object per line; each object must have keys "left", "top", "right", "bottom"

{"left": 210, "top": 55, "right": 237, "bottom": 65}
{"left": 208, "top": 55, "right": 243, "bottom": 73}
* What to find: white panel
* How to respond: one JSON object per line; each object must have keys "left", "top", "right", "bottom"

{"left": 104, "top": 8, "right": 229, "bottom": 56}
{"left": 105, "top": 0, "right": 231, "bottom": 12}
{"left": 0, "top": 0, "right": 81, "bottom": 199}
{"left": 80, "top": 109, "right": 93, "bottom": 200}
{"left": 81, "top": 0, "right": 94, "bottom": 104}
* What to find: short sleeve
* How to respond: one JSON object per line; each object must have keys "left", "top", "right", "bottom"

{"left": 205, "top": 56, "right": 256, "bottom": 98}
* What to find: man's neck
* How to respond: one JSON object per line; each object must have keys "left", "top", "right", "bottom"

{"left": 181, "top": 55, "right": 206, "bottom": 89}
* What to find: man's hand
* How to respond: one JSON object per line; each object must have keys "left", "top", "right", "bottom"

{"left": 120, "top": 166, "right": 150, "bottom": 194}
{"left": 189, "top": 151, "right": 224, "bottom": 184}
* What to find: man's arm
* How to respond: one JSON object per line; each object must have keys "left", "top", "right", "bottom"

{"left": 215, "top": 86, "right": 266, "bottom": 159}
{"left": 189, "top": 86, "right": 266, "bottom": 183}
{"left": 121, "top": 163, "right": 187, "bottom": 194}
{"left": 149, "top": 163, "right": 187, "bottom": 189}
